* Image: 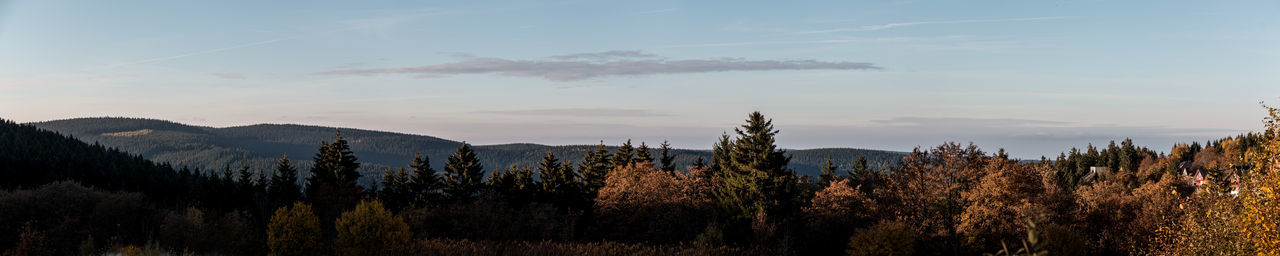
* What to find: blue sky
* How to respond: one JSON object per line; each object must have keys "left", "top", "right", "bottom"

{"left": 1, "top": 0, "right": 1277, "bottom": 158}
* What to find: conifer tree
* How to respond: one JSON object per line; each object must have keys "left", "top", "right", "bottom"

{"left": 537, "top": 150, "right": 579, "bottom": 208}
{"left": 237, "top": 164, "right": 254, "bottom": 188}
{"left": 660, "top": 140, "right": 676, "bottom": 173}
{"left": 693, "top": 155, "right": 707, "bottom": 170}
{"left": 236, "top": 163, "right": 255, "bottom": 207}
{"left": 443, "top": 142, "right": 484, "bottom": 200}
{"left": 819, "top": 156, "right": 837, "bottom": 186}
{"left": 487, "top": 165, "right": 536, "bottom": 205}
{"left": 378, "top": 168, "right": 412, "bottom": 210}
{"left": 711, "top": 132, "right": 734, "bottom": 176}
{"left": 714, "top": 112, "right": 795, "bottom": 223}
{"left": 305, "top": 130, "right": 364, "bottom": 223}
{"left": 406, "top": 153, "right": 440, "bottom": 205}
{"left": 222, "top": 165, "right": 234, "bottom": 184}
{"left": 611, "top": 139, "right": 635, "bottom": 167}
{"left": 580, "top": 142, "right": 612, "bottom": 195}
{"left": 268, "top": 155, "right": 302, "bottom": 208}
{"left": 849, "top": 156, "right": 872, "bottom": 190}
{"left": 636, "top": 142, "right": 654, "bottom": 164}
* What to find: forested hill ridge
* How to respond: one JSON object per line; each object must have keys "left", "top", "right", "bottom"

{"left": 28, "top": 117, "right": 905, "bottom": 182}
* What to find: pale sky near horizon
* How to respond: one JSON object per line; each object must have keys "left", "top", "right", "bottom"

{"left": 1, "top": 1, "right": 1278, "bottom": 158}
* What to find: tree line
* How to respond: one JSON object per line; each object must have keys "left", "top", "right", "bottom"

{"left": 3, "top": 107, "right": 1280, "bottom": 255}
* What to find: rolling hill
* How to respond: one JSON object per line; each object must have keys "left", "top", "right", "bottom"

{"left": 28, "top": 117, "right": 906, "bottom": 184}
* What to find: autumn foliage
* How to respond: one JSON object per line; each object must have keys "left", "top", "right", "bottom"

{"left": 593, "top": 163, "right": 716, "bottom": 243}
{"left": 7, "top": 109, "right": 1280, "bottom": 255}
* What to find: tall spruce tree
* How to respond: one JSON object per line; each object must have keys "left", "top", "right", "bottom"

{"left": 714, "top": 111, "right": 795, "bottom": 223}
{"left": 611, "top": 139, "right": 634, "bottom": 167}
{"left": 580, "top": 142, "right": 612, "bottom": 195}
{"left": 267, "top": 155, "right": 302, "bottom": 209}
{"left": 305, "top": 131, "right": 364, "bottom": 225}
{"left": 237, "top": 163, "right": 254, "bottom": 189}
{"left": 849, "top": 156, "right": 869, "bottom": 177}
{"left": 711, "top": 132, "right": 734, "bottom": 176}
{"left": 236, "top": 163, "right": 256, "bottom": 209}
{"left": 443, "top": 142, "right": 485, "bottom": 200}
{"left": 636, "top": 142, "right": 654, "bottom": 164}
{"left": 407, "top": 153, "right": 440, "bottom": 205}
{"left": 849, "top": 156, "right": 872, "bottom": 192}
{"left": 378, "top": 167, "right": 412, "bottom": 210}
{"left": 537, "top": 150, "right": 579, "bottom": 208}
{"left": 659, "top": 140, "right": 676, "bottom": 173}
{"left": 818, "top": 156, "right": 837, "bottom": 186}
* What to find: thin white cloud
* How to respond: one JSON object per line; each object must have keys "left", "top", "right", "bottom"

{"left": 658, "top": 37, "right": 944, "bottom": 49}
{"left": 548, "top": 50, "right": 659, "bottom": 60}
{"left": 315, "top": 51, "right": 880, "bottom": 81}
{"left": 795, "top": 16, "right": 1075, "bottom": 34}
{"left": 869, "top": 117, "right": 1073, "bottom": 128}
{"left": 472, "top": 108, "right": 669, "bottom": 117}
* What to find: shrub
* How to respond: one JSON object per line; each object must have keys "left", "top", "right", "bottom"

{"left": 267, "top": 202, "right": 323, "bottom": 256}
{"left": 334, "top": 201, "right": 411, "bottom": 256}
{"left": 846, "top": 220, "right": 915, "bottom": 256}
{"left": 404, "top": 238, "right": 763, "bottom": 256}
{"left": 3, "top": 223, "right": 53, "bottom": 256}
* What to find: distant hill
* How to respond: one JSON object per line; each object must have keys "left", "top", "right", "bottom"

{"left": 0, "top": 118, "right": 187, "bottom": 201}
{"left": 29, "top": 117, "right": 906, "bottom": 184}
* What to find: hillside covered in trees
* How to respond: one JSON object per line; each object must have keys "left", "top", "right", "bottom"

{"left": 2, "top": 107, "right": 1280, "bottom": 255}
{"left": 28, "top": 117, "right": 906, "bottom": 183}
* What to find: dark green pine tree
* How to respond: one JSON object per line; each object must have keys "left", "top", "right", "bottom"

{"left": 611, "top": 139, "right": 634, "bottom": 168}
{"left": 237, "top": 163, "right": 253, "bottom": 187}
{"left": 267, "top": 155, "right": 302, "bottom": 209}
{"left": 849, "top": 156, "right": 873, "bottom": 192}
{"left": 818, "top": 156, "right": 837, "bottom": 186}
{"left": 995, "top": 148, "right": 1010, "bottom": 160}
{"left": 693, "top": 155, "right": 707, "bottom": 170}
{"left": 659, "top": 140, "right": 676, "bottom": 173}
{"left": 236, "top": 162, "right": 254, "bottom": 201}
{"left": 848, "top": 156, "right": 869, "bottom": 177}
{"left": 443, "top": 142, "right": 485, "bottom": 200}
{"left": 305, "top": 130, "right": 364, "bottom": 222}
{"left": 537, "top": 150, "right": 580, "bottom": 209}
{"left": 222, "top": 165, "right": 235, "bottom": 181}
{"left": 714, "top": 111, "right": 795, "bottom": 223}
{"left": 407, "top": 153, "right": 441, "bottom": 205}
{"left": 487, "top": 165, "right": 536, "bottom": 206}
{"left": 378, "top": 167, "right": 413, "bottom": 210}
{"left": 635, "top": 142, "right": 654, "bottom": 164}
{"left": 579, "top": 142, "right": 612, "bottom": 196}
{"left": 710, "top": 132, "right": 734, "bottom": 176}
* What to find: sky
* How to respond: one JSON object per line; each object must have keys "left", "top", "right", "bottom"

{"left": 1, "top": 0, "right": 1278, "bottom": 158}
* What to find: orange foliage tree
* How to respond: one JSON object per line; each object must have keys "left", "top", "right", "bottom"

{"left": 592, "top": 164, "right": 716, "bottom": 243}
{"left": 802, "top": 178, "right": 876, "bottom": 254}
{"left": 1157, "top": 103, "right": 1280, "bottom": 254}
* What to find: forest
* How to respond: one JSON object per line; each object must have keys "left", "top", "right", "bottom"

{"left": 2, "top": 107, "right": 1280, "bottom": 256}
{"left": 27, "top": 117, "right": 906, "bottom": 182}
